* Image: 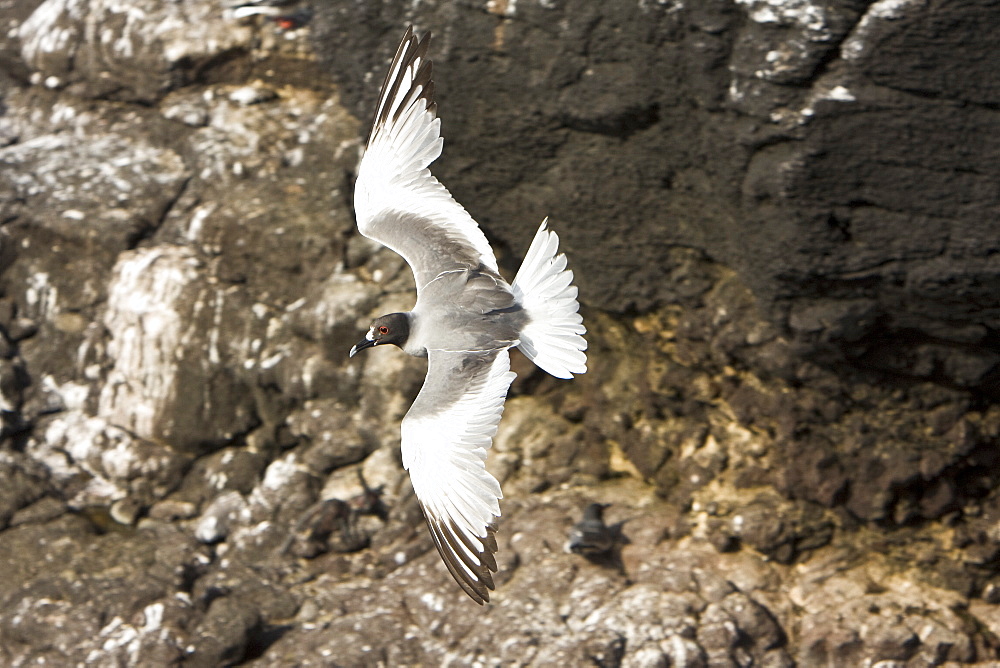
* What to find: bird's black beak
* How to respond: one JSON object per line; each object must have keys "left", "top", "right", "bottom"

{"left": 349, "top": 337, "right": 377, "bottom": 357}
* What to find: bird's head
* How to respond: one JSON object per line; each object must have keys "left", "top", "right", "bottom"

{"left": 349, "top": 313, "right": 410, "bottom": 357}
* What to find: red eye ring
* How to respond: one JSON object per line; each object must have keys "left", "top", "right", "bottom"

{"left": 378, "top": 326, "right": 389, "bottom": 335}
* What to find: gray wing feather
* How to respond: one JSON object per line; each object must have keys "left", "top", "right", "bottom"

{"left": 401, "top": 349, "right": 515, "bottom": 603}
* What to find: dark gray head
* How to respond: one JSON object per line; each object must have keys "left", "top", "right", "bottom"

{"left": 349, "top": 313, "right": 411, "bottom": 357}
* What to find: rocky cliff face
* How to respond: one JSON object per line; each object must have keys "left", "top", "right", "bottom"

{"left": 1, "top": 0, "right": 999, "bottom": 665}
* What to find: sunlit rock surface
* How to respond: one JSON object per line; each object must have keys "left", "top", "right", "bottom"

{"left": 1, "top": 0, "right": 999, "bottom": 665}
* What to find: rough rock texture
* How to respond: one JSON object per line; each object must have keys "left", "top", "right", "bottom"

{"left": 0, "top": 0, "right": 999, "bottom": 666}
{"left": 314, "top": 0, "right": 1000, "bottom": 395}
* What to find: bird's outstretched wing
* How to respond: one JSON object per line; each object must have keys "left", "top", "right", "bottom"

{"left": 354, "top": 27, "right": 499, "bottom": 294}
{"left": 401, "top": 348, "right": 515, "bottom": 604}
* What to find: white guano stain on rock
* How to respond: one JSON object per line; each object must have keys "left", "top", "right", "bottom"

{"left": 24, "top": 272, "right": 57, "bottom": 319}
{"left": 842, "top": 0, "right": 925, "bottom": 60}
{"left": 185, "top": 203, "right": 215, "bottom": 241}
{"left": 869, "top": 0, "right": 923, "bottom": 19}
{"left": 419, "top": 592, "right": 445, "bottom": 612}
{"left": 825, "top": 84, "right": 855, "bottom": 101}
{"left": 36, "top": 408, "right": 175, "bottom": 507}
{"left": 18, "top": 0, "right": 79, "bottom": 61}
{"left": 98, "top": 246, "right": 200, "bottom": 440}
{"left": 0, "top": 133, "right": 186, "bottom": 229}
{"left": 19, "top": 0, "right": 253, "bottom": 99}
{"left": 84, "top": 600, "right": 175, "bottom": 665}
{"left": 195, "top": 491, "right": 250, "bottom": 543}
{"left": 40, "top": 375, "right": 89, "bottom": 411}
{"left": 41, "top": 411, "right": 109, "bottom": 480}
{"left": 261, "top": 455, "right": 299, "bottom": 491}
{"left": 735, "top": 0, "right": 834, "bottom": 38}
{"left": 772, "top": 82, "right": 858, "bottom": 125}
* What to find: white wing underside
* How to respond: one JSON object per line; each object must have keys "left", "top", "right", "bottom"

{"left": 401, "top": 348, "right": 515, "bottom": 604}
{"left": 354, "top": 28, "right": 498, "bottom": 294}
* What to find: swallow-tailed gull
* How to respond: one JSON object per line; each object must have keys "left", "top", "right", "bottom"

{"left": 350, "top": 27, "right": 587, "bottom": 604}
{"left": 566, "top": 503, "right": 615, "bottom": 557}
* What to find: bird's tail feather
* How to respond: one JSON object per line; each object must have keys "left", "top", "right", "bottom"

{"left": 512, "top": 219, "right": 587, "bottom": 379}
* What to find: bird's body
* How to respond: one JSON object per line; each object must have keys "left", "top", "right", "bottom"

{"left": 567, "top": 503, "right": 615, "bottom": 557}
{"left": 407, "top": 267, "right": 525, "bottom": 355}
{"left": 350, "top": 27, "right": 587, "bottom": 604}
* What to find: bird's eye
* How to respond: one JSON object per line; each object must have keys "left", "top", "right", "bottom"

{"left": 378, "top": 326, "right": 389, "bottom": 335}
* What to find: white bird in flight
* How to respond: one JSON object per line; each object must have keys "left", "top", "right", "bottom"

{"left": 350, "top": 26, "right": 587, "bottom": 604}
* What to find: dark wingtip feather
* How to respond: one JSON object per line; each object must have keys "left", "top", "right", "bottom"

{"left": 369, "top": 27, "right": 437, "bottom": 146}
{"left": 421, "top": 504, "right": 498, "bottom": 605}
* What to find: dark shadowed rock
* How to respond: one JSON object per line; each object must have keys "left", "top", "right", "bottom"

{"left": 309, "top": 0, "right": 1000, "bottom": 394}
{"left": 191, "top": 595, "right": 262, "bottom": 667}
{"left": 0, "top": 516, "right": 210, "bottom": 665}
{"left": 0, "top": 451, "right": 50, "bottom": 529}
